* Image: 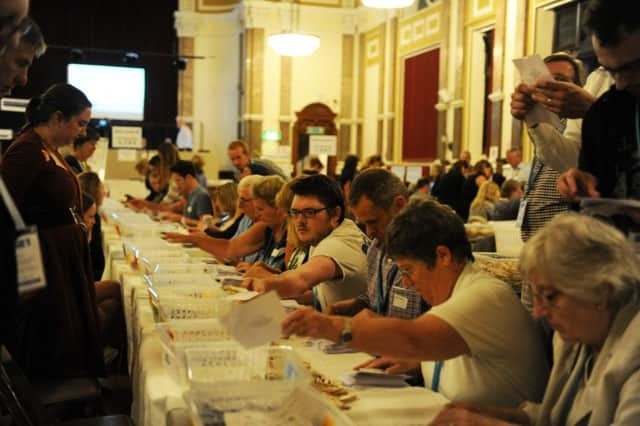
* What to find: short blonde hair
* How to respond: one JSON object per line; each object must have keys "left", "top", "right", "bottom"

{"left": 520, "top": 213, "right": 640, "bottom": 304}
{"left": 252, "top": 175, "right": 286, "bottom": 207}
{"left": 238, "top": 174, "right": 263, "bottom": 192}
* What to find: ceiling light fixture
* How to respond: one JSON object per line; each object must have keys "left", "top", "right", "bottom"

{"left": 268, "top": 1, "right": 320, "bottom": 57}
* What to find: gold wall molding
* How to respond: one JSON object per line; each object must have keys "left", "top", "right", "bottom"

{"left": 365, "top": 27, "right": 382, "bottom": 66}
{"left": 197, "top": 0, "right": 240, "bottom": 13}
{"left": 465, "top": 0, "right": 496, "bottom": 26}
{"left": 398, "top": 4, "right": 442, "bottom": 56}
{"left": 178, "top": 37, "right": 195, "bottom": 119}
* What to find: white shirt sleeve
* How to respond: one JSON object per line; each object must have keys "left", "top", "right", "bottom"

{"left": 527, "top": 67, "right": 614, "bottom": 173}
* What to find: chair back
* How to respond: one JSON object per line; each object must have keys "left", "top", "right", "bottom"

{"left": 0, "top": 345, "right": 42, "bottom": 426}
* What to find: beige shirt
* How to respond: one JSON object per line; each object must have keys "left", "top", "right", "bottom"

{"left": 421, "top": 263, "right": 549, "bottom": 408}
{"left": 309, "top": 219, "right": 369, "bottom": 311}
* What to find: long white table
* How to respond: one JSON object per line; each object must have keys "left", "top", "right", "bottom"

{"left": 102, "top": 213, "right": 448, "bottom": 426}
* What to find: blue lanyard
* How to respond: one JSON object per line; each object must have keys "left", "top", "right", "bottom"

{"left": 376, "top": 253, "right": 398, "bottom": 315}
{"left": 525, "top": 156, "right": 542, "bottom": 195}
{"left": 431, "top": 360, "right": 443, "bottom": 391}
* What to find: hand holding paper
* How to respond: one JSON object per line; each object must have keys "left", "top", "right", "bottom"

{"left": 221, "top": 290, "right": 286, "bottom": 348}
{"left": 513, "top": 54, "right": 562, "bottom": 129}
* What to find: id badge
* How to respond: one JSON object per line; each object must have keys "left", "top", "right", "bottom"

{"left": 15, "top": 225, "right": 46, "bottom": 294}
{"left": 516, "top": 199, "right": 527, "bottom": 228}
{"left": 392, "top": 294, "right": 409, "bottom": 310}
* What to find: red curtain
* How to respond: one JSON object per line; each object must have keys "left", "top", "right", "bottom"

{"left": 402, "top": 49, "right": 440, "bottom": 161}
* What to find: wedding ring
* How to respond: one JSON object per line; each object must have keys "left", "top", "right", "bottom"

{"left": 546, "top": 97, "right": 552, "bottom": 104}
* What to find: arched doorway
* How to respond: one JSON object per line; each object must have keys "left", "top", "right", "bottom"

{"left": 292, "top": 103, "right": 338, "bottom": 176}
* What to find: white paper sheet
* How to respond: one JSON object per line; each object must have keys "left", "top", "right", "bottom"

{"left": 513, "top": 54, "right": 563, "bottom": 129}
{"left": 221, "top": 290, "right": 286, "bottom": 348}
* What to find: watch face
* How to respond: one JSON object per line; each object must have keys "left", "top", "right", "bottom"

{"left": 342, "top": 331, "right": 353, "bottom": 343}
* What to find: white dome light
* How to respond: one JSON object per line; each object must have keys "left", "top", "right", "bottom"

{"left": 362, "top": 0, "right": 414, "bottom": 8}
{"left": 268, "top": 33, "right": 320, "bottom": 57}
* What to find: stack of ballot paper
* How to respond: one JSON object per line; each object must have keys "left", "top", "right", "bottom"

{"left": 342, "top": 368, "right": 409, "bottom": 388}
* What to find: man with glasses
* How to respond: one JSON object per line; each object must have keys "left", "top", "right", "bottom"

{"left": 245, "top": 174, "right": 368, "bottom": 311}
{"left": 558, "top": 0, "right": 640, "bottom": 207}
{"left": 282, "top": 200, "right": 548, "bottom": 407}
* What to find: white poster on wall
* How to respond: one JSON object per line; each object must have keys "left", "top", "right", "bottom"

{"left": 309, "top": 135, "right": 337, "bottom": 156}
{"left": 112, "top": 126, "right": 143, "bottom": 149}
{"left": 489, "top": 146, "right": 499, "bottom": 162}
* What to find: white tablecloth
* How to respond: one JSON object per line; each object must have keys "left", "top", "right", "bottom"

{"left": 102, "top": 220, "right": 448, "bottom": 426}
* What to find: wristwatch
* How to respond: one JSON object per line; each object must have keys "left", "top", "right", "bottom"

{"left": 340, "top": 317, "right": 353, "bottom": 345}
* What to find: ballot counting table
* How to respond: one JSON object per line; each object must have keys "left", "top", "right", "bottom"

{"left": 100, "top": 198, "right": 448, "bottom": 426}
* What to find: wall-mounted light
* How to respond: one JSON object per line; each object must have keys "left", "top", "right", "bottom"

{"left": 173, "top": 57, "right": 188, "bottom": 71}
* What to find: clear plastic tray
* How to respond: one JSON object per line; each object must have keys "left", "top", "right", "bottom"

{"left": 156, "top": 319, "right": 233, "bottom": 385}
{"left": 144, "top": 273, "right": 219, "bottom": 287}
{"left": 154, "top": 297, "right": 234, "bottom": 322}
{"left": 144, "top": 262, "right": 215, "bottom": 276}
{"left": 184, "top": 344, "right": 311, "bottom": 423}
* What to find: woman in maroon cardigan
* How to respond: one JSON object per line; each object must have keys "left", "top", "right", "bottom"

{"left": 0, "top": 83, "right": 104, "bottom": 379}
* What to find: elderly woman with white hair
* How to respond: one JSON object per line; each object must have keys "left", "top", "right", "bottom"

{"left": 430, "top": 212, "right": 640, "bottom": 426}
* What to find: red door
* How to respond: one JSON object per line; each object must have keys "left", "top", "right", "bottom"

{"left": 402, "top": 48, "right": 439, "bottom": 161}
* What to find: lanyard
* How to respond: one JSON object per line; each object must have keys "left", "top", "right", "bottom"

{"left": 525, "top": 156, "right": 542, "bottom": 195}
{"left": 431, "top": 360, "right": 443, "bottom": 392}
{"left": 375, "top": 252, "right": 398, "bottom": 315}
{"left": 0, "top": 177, "right": 26, "bottom": 231}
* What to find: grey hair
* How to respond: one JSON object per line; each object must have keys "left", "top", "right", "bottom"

{"left": 237, "top": 174, "right": 263, "bottom": 192}
{"left": 520, "top": 213, "right": 640, "bottom": 304}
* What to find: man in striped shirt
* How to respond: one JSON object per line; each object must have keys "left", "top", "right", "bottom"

{"left": 511, "top": 53, "right": 612, "bottom": 242}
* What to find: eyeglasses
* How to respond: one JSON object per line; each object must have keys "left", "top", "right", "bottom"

{"left": 531, "top": 285, "right": 560, "bottom": 309}
{"left": 288, "top": 207, "right": 328, "bottom": 219}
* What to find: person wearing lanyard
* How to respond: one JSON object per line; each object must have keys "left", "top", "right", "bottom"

{"left": 282, "top": 200, "right": 549, "bottom": 408}
{"left": 429, "top": 213, "right": 640, "bottom": 426}
{"left": 511, "top": 52, "right": 589, "bottom": 243}
{"left": 0, "top": 83, "right": 105, "bottom": 380}
{"left": 326, "top": 168, "right": 425, "bottom": 320}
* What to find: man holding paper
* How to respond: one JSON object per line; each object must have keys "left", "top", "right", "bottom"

{"left": 282, "top": 200, "right": 548, "bottom": 408}
{"left": 510, "top": 52, "right": 610, "bottom": 241}
{"left": 244, "top": 174, "right": 369, "bottom": 312}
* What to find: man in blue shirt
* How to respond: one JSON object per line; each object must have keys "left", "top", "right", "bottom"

{"left": 167, "top": 160, "right": 213, "bottom": 225}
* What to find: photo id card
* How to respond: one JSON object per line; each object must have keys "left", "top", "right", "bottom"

{"left": 15, "top": 225, "right": 46, "bottom": 294}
